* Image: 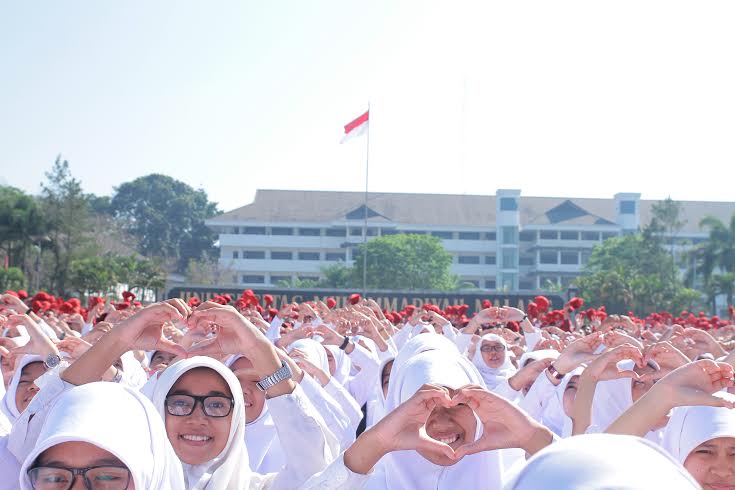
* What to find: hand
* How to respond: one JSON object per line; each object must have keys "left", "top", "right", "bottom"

{"left": 369, "top": 384, "right": 456, "bottom": 459}
{"left": 553, "top": 331, "right": 604, "bottom": 374}
{"left": 186, "top": 305, "right": 268, "bottom": 357}
{"left": 452, "top": 385, "right": 552, "bottom": 458}
{"left": 6, "top": 314, "right": 59, "bottom": 358}
{"left": 0, "top": 294, "right": 28, "bottom": 313}
{"left": 315, "top": 324, "right": 345, "bottom": 346}
{"left": 112, "top": 303, "right": 187, "bottom": 356}
{"left": 57, "top": 336, "right": 93, "bottom": 359}
{"left": 684, "top": 328, "right": 727, "bottom": 356}
{"left": 643, "top": 341, "right": 690, "bottom": 370}
{"left": 289, "top": 348, "right": 330, "bottom": 386}
{"left": 603, "top": 330, "right": 643, "bottom": 350}
{"left": 509, "top": 358, "right": 553, "bottom": 391}
{"left": 499, "top": 306, "right": 525, "bottom": 322}
{"left": 275, "top": 325, "right": 315, "bottom": 349}
{"left": 647, "top": 360, "right": 735, "bottom": 410}
{"left": 583, "top": 344, "right": 644, "bottom": 382}
{"left": 471, "top": 307, "right": 503, "bottom": 326}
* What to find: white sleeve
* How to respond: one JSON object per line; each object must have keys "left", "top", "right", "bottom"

{"left": 301, "top": 452, "right": 372, "bottom": 490}
{"left": 523, "top": 327, "right": 543, "bottom": 352}
{"left": 325, "top": 378, "right": 363, "bottom": 434}
{"left": 454, "top": 333, "right": 474, "bottom": 355}
{"left": 298, "top": 373, "right": 352, "bottom": 450}
{"left": 518, "top": 372, "right": 557, "bottom": 423}
{"left": 267, "top": 316, "right": 284, "bottom": 341}
{"left": 491, "top": 377, "right": 522, "bottom": 404}
{"left": 346, "top": 345, "right": 381, "bottom": 407}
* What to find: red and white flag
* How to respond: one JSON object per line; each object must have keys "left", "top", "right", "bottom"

{"left": 340, "top": 110, "right": 369, "bottom": 143}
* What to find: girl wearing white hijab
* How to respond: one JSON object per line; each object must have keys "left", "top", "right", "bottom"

{"left": 303, "top": 335, "right": 555, "bottom": 489}
{"left": 0, "top": 356, "right": 44, "bottom": 436}
{"left": 471, "top": 334, "right": 516, "bottom": 390}
{"left": 19, "top": 382, "right": 185, "bottom": 490}
{"left": 607, "top": 359, "right": 735, "bottom": 488}
{"left": 56, "top": 301, "right": 337, "bottom": 490}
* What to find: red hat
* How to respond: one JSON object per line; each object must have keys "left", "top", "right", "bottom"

{"left": 348, "top": 293, "right": 362, "bottom": 305}
{"left": 506, "top": 320, "right": 520, "bottom": 332}
{"left": 263, "top": 294, "right": 274, "bottom": 306}
{"left": 326, "top": 297, "right": 337, "bottom": 309}
{"left": 568, "top": 297, "right": 584, "bottom": 310}
{"left": 534, "top": 296, "right": 550, "bottom": 312}
{"left": 481, "top": 299, "right": 492, "bottom": 309}
{"left": 122, "top": 291, "right": 136, "bottom": 302}
{"left": 404, "top": 305, "right": 416, "bottom": 316}
{"left": 527, "top": 302, "right": 539, "bottom": 318}
{"left": 17, "top": 290, "right": 28, "bottom": 300}
{"left": 242, "top": 289, "right": 255, "bottom": 298}
{"left": 457, "top": 304, "right": 469, "bottom": 315}
{"left": 188, "top": 297, "right": 201, "bottom": 308}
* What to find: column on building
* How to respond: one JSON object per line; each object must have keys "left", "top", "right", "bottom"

{"left": 496, "top": 189, "right": 521, "bottom": 292}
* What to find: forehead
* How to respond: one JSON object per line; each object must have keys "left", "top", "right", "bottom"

{"left": 21, "top": 361, "right": 46, "bottom": 377}
{"left": 37, "top": 441, "right": 125, "bottom": 467}
{"left": 481, "top": 339, "right": 503, "bottom": 347}
{"left": 170, "top": 367, "right": 231, "bottom": 396}
{"left": 696, "top": 436, "right": 735, "bottom": 449}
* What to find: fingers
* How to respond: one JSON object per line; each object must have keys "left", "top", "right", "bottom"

{"left": 416, "top": 432, "right": 456, "bottom": 460}
{"left": 182, "top": 337, "right": 219, "bottom": 358}
{"left": 163, "top": 299, "right": 192, "bottom": 318}
{"left": 452, "top": 440, "right": 482, "bottom": 460}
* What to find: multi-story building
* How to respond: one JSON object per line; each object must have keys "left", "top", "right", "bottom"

{"left": 204, "top": 189, "right": 735, "bottom": 292}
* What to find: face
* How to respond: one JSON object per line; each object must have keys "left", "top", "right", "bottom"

{"left": 165, "top": 368, "right": 233, "bottom": 465}
{"left": 326, "top": 349, "right": 336, "bottom": 376}
{"left": 420, "top": 388, "right": 476, "bottom": 466}
{"left": 562, "top": 375, "right": 580, "bottom": 418}
{"left": 480, "top": 340, "right": 506, "bottom": 369}
{"left": 683, "top": 437, "right": 735, "bottom": 490}
{"left": 230, "top": 357, "right": 266, "bottom": 424}
{"left": 631, "top": 365, "right": 670, "bottom": 429}
{"left": 34, "top": 441, "right": 134, "bottom": 490}
{"left": 16, "top": 361, "right": 46, "bottom": 413}
{"left": 150, "top": 351, "right": 176, "bottom": 372}
{"left": 381, "top": 360, "right": 394, "bottom": 398}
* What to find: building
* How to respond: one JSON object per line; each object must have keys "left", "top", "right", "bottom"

{"left": 204, "top": 189, "right": 735, "bottom": 292}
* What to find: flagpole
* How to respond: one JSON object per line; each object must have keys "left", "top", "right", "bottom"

{"left": 362, "top": 102, "right": 370, "bottom": 296}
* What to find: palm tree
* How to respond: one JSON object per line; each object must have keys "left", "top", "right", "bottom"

{"left": 699, "top": 213, "right": 735, "bottom": 308}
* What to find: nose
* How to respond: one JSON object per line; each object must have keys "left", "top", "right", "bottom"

{"left": 70, "top": 474, "right": 86, "bottom": 490}
{"left": 28, "top": 383, "right": 40, "bottom": 394}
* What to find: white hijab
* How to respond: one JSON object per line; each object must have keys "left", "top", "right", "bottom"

{"left": 541, "top": 366, "right": 584, "bottom": 437}
{"left": 378, "top": 336, "right": 505, "bottom": 490}
{"left": 472, "top": 334, "right": 516, "bottom": 390}
{"left": 150, "top": 356, "right": 250, "bottom": 490}
{"left": 288, "top": 339, "right": 330, "bottom": 374}
{"left": 366, "top": 355, "right": 395, "bottom": 429}
{"left": 120, "top": 350, "right": 149, "bottom": 390}
{"left": 324, "top": 345, "right": 352, "bottom": 384}
{"left": 0, "top": 356, "right": 42, "bottom": 427}
{"left": 663, "top": 391, "right": 735, "bottom": 464}
{"left": 19, "top": 382, "right": 184, "bottom": 490}
{"left": 504, "top": 433, "right": 699, "bottom": 489}
{"left": 518, "top": 349, "right": 559, "bottom": 368}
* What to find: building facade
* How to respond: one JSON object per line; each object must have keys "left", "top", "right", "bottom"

{"left": 205, "top": 189, "right": 735, "bottom": 292}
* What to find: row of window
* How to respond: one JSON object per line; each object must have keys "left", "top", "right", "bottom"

{"left": 232, "top": 250, "right": 347, "bottom": 261}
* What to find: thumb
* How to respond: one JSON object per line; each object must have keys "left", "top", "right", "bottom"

{"left": 693, "top": 393, "right": 735, "bottom": 409}
{"left": 416, "top": 432, "right": 456, "bottom": 460}
{"left": 156, "top": 337, "right": 187, "bottom": 358}
{"left": 616, "top": 370, "right": 641, "bottom": 380}
{"left": 452, "top": 439, "right": 483, "bottom": 460}
{"left": 183, "top": 337, "right": 221, "bottom": 358}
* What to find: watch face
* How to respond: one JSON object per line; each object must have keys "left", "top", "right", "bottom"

{"left": 46, "top": 355, "right": 60, "bottom": 368}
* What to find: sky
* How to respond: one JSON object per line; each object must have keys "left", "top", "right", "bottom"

{"left": 1, "top": 1, "right": 734, "bottom": 212}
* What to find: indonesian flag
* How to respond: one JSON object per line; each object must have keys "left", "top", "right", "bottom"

{"left": 340, "top": 110, "right": 369, "bottom": 143}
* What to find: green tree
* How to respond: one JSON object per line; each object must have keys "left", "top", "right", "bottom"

{"left": 318, "top": 263, "right": 355, "bottom": 289}
{"left": 576, "top": 233, "right": 699, "bottom": 314}
{"left": 0, "top": 186, "right": 46, "bottom": 274}
{"left": 352, "top": 234, "right": 454, "bottom": 290}
{"left": 110, "top": 174, "right": 220, "bottom": 271}
{"left": 650, "top": 197, "right": 686, "bottom": 275}
{"left": 41, "top": 156, "right": 96, "bottom": 295}
{"left": 0, "top": 267, "right": 25, "bottom": 291}
{"left": 697, "top": 213, "right": 735, "bottom": 307}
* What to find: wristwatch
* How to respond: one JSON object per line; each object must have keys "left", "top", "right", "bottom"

{"left": 339, "top": 336, "right": 351, "bottom": 350}
{"left": 256, "top": 361, "right": 293, "bottom": 392}
{"left": 44, "top": 353, "right": 62, "bottom": 370}
{"left": 546, "top": 363, "right": 565, "bottom": 381}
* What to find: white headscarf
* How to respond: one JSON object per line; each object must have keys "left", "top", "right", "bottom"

{"left": 542, "top": 366, "right": 584, "bottom": 437}
{"left": 150, "top": 356, "right": 250, "bottom": 490}
{"left": 120, "top": 350, "right": 149, "bottom": 390}
{"left": 288, "top": 339, "right": 330, "bottom": 374}
{"left": 503, "top": 433, "right": 699, "bottom": 489}
{"left": 471, "top": 334, "right": 516, "bottom": 390}
{"left": 19, "top": 382, "right": 184, "bottom": 490}
{"left": 324, "top": 345, "right": 352, "bottom": 384}
{"left": 0, "top": 355, "right": 42, "bottom": 426}
{"left": 663, "top": 391, "right": 735, "bottom": 464}
{"left": 518, "top": 349, "right": 559, "bottom": 368}
{"left": 366, "top": 355, "right": 395, "bottom": 429}
{"left": 380, "top": 336, "right": 505, "bottom": 490}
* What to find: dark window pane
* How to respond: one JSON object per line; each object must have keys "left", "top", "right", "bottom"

{"left": 298, "top": 252, "right": 320, "bottom": 260}
{"left": 519, "top": 230, "right": 536, "bottom": 241}
{"left": 271, "top": 251, "right": 293, "bottom": 260}
{"left": 325, "top": 252, "right": 346, "bottom": 261}
{"left": 325, "top": 228, "right": 346, "bottom": 237}
{"left": 243, "top": 227, "right": 266, "bottom": 235}
{"left": 299, "top": 228, "right": 321, "bottom": 236}
{"left": 519, "top": 256, "right": 534, "bottom": 266}
{"left": 540, "top": 230, "right": 558, "bottom": 240}
{"left": 271, "top": 275, "right": 291, "bottom": 284}
{"left": 431, "top": 231, "right": 453, "bottom": 239}
{"left": 485, "top": 232, "right": 497, "bottom": 240}
{"left": 500, "top": 198, "right": 518, "bottom": 211}
{"left": 485, "top": 255, "right": 496, "bottom": 265}
{"left": 458, "top": 256, "right": 480, "bottom": 264}
{"left": 485, "top": 279, "right": 496, "bottom": 289}
{"left": 560, "top": 251, "right": 579, "bottom": 264}
{"left": 232, "top": 251, "right": 239, "bottom": 259}
{"left": 272, "top": 227, "right": 293, "bottom": 236}
{"left": 540, "top": 251, "right": 558, "bottom": 264}
{"left": 581, "top": 231, "right": 600, "bottom": 241}
{"left": 620, "top": 201, "right": 636, "bottom": 214}
{"left": 560, "top": 231, "right": 579, "bottom": 240}
{"left": 242, "top": 275, "right": 264, "bottom": 283}
{"left": 243, "top": 251, "right": 265, "bottom": 259}
{"left": 459, "top": 232, "right": 481, "bottom": 240}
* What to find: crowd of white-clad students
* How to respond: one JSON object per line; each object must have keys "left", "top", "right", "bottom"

{"left": 1, "top": 288, "right": 735, "bottom": 489}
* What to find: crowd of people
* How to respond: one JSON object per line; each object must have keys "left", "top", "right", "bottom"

{"left": 1, "top": 288, "right": 734, "bottom": 489}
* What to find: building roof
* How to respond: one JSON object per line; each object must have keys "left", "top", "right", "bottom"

{"left": 208, "top": 189, "right": 735, "bottom": 234}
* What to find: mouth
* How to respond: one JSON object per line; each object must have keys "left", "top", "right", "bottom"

{"left": 179, "top": 434, "right": 213, "bottom": 446}
{"left": 243, "top": 400, "right": 253, "bottom": 408}
{"left": 431, "top": 433, "right": 462, "bottom": 448}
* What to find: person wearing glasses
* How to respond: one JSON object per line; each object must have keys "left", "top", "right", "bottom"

{"left": 470, "top": 334, "right": 516, "bottom": 391}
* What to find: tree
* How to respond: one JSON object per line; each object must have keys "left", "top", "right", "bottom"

{"left": 41, "top": 156, "right": 96, "bottom": 295}
{"left": 110, "top": 174, "right": 220, "bottom": 271}
{"left": 650, "top": 197, "right": 686, "bottom": 276}
{"left": 352, "top": 234, "right": 454, "bottom": 290}
{"left": 697, "top": 213, "right": 735, "bottom": 307}
{"left": 318, "top": 263, "right": 355, "bottom": 289}
{"left": 0, "top": 267, "right": 25, "bottom": 291}
{"left": 576, "top": 233, "right": 699, "bottom": 314}
{"left": 0, "top": 186, "right": 46, "bottom": 274}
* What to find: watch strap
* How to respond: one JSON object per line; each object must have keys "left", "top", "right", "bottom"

{"left": 256, "top": 361, "right": 292, "bottom": 392}
{"left": 546, "top": 363, "right": 565, "bottom": 381}
{"left": 339, "top": 336, "right": 351, "bottom": 350}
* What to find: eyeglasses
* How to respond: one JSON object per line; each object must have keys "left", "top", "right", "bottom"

{"left": 480, "top": 344, "right": 506, "bottom": 353}
{"left": 28, "top": 465, "right": 131, "bottom": 490}
{"left": 165, "top": 394, "right": 234, "bottom": 417}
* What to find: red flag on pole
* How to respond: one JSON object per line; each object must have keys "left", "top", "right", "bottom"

{"left": 340, "top": 110, "right": 369, "bottom": 143}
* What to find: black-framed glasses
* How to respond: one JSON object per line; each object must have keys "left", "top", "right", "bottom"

{"left": 165, "top": 394, "right": 234, "bottom": 417}
{"left": 28, "top": 465, "right": 131, "bottom": 490}
{"left": 480, "top": 344, "right": 506, "bottom": 353}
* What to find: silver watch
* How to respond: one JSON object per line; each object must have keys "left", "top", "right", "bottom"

{"left": 44, "top": 353, "right": 61, "bottom": 370}
{"left": 256, "top": 361, "right": 292, "bottom": 392}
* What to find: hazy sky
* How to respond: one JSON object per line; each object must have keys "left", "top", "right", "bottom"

{"left": 2, "top": 1, "right": 734, "bottom": 212}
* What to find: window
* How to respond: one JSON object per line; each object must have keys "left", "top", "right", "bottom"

{"left": 485, "top": 232, "right": 497, "bottom": 241}
{"left": 243, "top": 226, "right": 266, "bottom": 235}
{"left": 620, "top": 201, "right": 636, "bottom": 214}
{"left": 500, "top": 197, "right": 518, "bottom": 211}
{"left": 458, "top": 255, "right": 480, "bottom": 264}
{"left": 485, "top": 255, "right": 496, "bottom": 265}
{"left": 232, "top": 251, "right": 239, "bottom": 259}
{"left": 271, "top": 275, "right": 291, "bottom": 285}
{"left": 561, "top": 276, "right": 576, "bottom": 287}
{"left": 325, "top": 228, "right": 346, "bottom": 237}
{"left": 519, "top": 230, "right": 536, "bottom": 241}
{"left": 560, "top": 251, "right": 579, "bottom": 265}
{"left": 233, "top": 227, "right": 240, "bottom": 234}
{"left": 560, "top": 231, "right": 579, "bottom": 240}
{"left": 431, "top": 231, "right": 453, "bottom": 239}
{"left": 501, "top": 226, "right": 518, "bottom": 244}
{"left": 325, "top": 252, "right": 346, "bottom": 261}
{"left": 243, "top": 251, "right": 265, "bottom": 259}
{"left": 381, "top": 229, "right": 399, "bottom": 236}
{"left": 242, "top": 275, "right": 264, "bottom": 284}
{"left": 462, "top": 279, "right": 480, "bottom": 288}
{"left": 581, "top": 251, "right": 591, "bottom": 265}
{"left": 271, "top": 251, "right": 292, "bottom": 260}
{"left": 350, "top": 228, "right": 376, "bottom": 236}
{"left": 485, "top": 279, "right": 497, "bottom": 289}
{"left": 502, "top": 249, "right": 517, "bottom": 268}
{"left": 299, "top": 228, "right": 321, "bottom": 236}
{"left": 540, "top": 251, "right": 558, "bottom": 264}
{"left": 298, "top": 276, "right": 319, "bottom": 282}
{"left": 298, "top": 252, "right": 320, "bottom": 261}
{"left": 501, "top": 273, "right": 517, "bottom": 290}
{"left": 519, "top": 280, "right": 534, "bottom": 290}
{"left": 404, "top": 230, "right": 425, "bottom": 235}
{"left": 540, "top": 230, "right": 558, "bottom": 240}
{"left": 459, "top": 232, "right": 481, "bottom": 240}
{"left": 271, "top": 227, "right": 293, "bottom": 236}
{"left": 519, "top": 255, "right": 534, "bottom": 266}
{"left": 540, "top": 276, "right": 559, "bottom": 288}
{"left": 602, "top": 232, "right": 618, "bottom": 240}
{"left": 581, "top": 231, "right": 600, "bottom": 241}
